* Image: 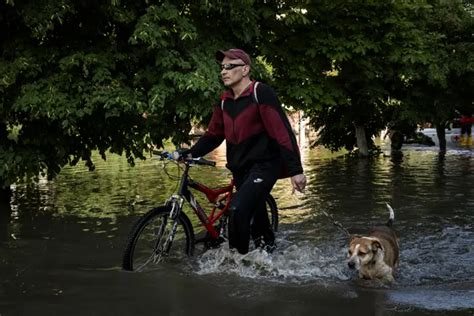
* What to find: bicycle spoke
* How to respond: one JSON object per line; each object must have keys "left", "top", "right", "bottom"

{"left": 135, "top": 254, "right": 158, "bottom": 272}
{"left": 164, "top": 221, "right": 179, "bottom": 253}
{"left": 135, "top": 243, "right": 168, "bottom": 272}
{"left": 123, "top": 207, "right": 192, "bottom": 271}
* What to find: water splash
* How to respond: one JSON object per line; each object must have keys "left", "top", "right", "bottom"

{"left": 399, "top": 224, "right": 474, "bottom": 286}
{"left": 194, "top": 239, "right": 350, "bottom": 282}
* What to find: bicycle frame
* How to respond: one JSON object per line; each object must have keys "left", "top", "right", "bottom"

{"left": 175, "top": 162, "right": 234, "bottom": 239}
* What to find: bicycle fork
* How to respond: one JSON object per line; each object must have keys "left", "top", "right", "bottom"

{"left": 153, "top": 195, "right": 184, "bottom": 261}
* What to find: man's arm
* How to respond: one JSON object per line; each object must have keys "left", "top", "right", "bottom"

{"left": 188, "top": 105, "right": 225, "bottom": 158}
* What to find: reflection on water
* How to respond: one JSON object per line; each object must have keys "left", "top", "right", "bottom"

{"left": 1, "top": 142, "right": 473, "bottom": 314}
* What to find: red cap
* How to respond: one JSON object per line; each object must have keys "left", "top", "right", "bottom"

{"left": 215, "top": 48, "right": 251, "bottom": 65}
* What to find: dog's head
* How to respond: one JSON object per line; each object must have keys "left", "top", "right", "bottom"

{"left": 347, "top": 236, "right": 384, "bottom": 271}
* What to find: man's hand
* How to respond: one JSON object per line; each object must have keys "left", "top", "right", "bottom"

{"left": 172, "top": 148, "right": 192, "bottom": 161}
{"left": 291, "top": 174, "right": 307, "bottom": 193}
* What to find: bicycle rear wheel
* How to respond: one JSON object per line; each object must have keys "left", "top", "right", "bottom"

{"left": 266, "top": 194, "right": 278, "bottom": 232}
{"left": 122, "top": 205, "right": 194, "bottom": 272}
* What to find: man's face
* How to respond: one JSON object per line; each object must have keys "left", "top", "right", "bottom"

{"left": 220, "top": 56, "right": 249, "bottom": 87}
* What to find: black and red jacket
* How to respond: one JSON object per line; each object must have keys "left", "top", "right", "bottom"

{"left": 190, "top": 81, "right": 303, "bottom": 178}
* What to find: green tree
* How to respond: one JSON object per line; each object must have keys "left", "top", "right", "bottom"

{"left": 399, "top": 0, "right": 473, "bottom": 151}
{"left": 259, "top": 1, "right": 439, "bottom": 156}
{"left": 0, "top": 0, "right": 268, "bottom": 202}
{"left": 1, "top": 0, "right": 471, "bottom": 204}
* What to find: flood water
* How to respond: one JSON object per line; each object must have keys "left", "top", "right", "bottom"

{"left": 1, "top": 141, "right": 473, "bottom": 315}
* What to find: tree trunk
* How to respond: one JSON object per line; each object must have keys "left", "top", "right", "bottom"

{"left": 355, "top": 124, "right": 369, "bottom": 157}
{"left": 436, "top": 124, "right": 447, "bottom": 152}
{"left": 389, "top": 130, "right": 404, "bottom": 151}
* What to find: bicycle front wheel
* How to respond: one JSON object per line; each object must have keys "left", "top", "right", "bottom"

{"left": 122, "top": 205, "right": 194, "bottom": 272}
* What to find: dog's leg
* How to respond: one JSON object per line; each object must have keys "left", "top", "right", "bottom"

{"left": 381, "top": 272, "right": 395, "bottom": 283}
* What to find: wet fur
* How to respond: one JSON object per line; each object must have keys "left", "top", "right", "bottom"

{"left": 347, "top": 204, "right": 399, "bottom": 282}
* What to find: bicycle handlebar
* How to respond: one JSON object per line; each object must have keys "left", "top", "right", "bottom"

{"left": 154, "top": 151, "right": 216, "bottom": 167}
{"left": 190, "top": 157, "right": 216, "bottom": 167}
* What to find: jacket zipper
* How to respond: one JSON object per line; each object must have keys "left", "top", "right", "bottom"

{"left": 229, "top": 99, "right": 237, "bottom": 143}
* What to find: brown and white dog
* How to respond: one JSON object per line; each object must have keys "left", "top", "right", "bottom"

{"left": 347, "top": 204, "right": 399, "bottom": 282}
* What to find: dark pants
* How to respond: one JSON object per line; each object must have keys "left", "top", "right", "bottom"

{"left": 228, "top": 158, "right": 281, "bottom": 254}
{"left": 461, "top": 123, "right": 472, "bottom": 136}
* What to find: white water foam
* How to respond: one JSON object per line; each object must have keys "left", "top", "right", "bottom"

{"left": 194, "top": 240, "right": 350, "bottom": 282}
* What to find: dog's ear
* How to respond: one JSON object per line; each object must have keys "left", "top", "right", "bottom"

{"left": 372, "top": 240, "right": 383, "bottom": 252}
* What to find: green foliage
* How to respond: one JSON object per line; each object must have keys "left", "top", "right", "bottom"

{"left": 258, "top": 0, "right": 472, "bottom": 152}
{"left": 401, "top": 0, "right": 473, "bottom": 129}
{"left": 0, "top": 0, "right": 271, "bottom": 189}
{"left": 1, "top": 0, "right": 472, "bottom": 190}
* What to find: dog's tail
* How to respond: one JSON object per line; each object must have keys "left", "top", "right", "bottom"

{"left": 386, "top": 203, "right": 395, "bottom": 227}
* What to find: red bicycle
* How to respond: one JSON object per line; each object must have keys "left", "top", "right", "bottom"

{"left": 122, "top": 151, "right": 278, "bottom": 271}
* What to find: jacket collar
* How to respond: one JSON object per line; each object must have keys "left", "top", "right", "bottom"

{"left": 221, "top": 80, "right": 255, "bottom": 100}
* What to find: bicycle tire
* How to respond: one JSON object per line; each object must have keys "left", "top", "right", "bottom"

{"left": 122, "top": 205, "right": 194, "bottom": 271}
{"left": 266, "top": 194, "right": 278, "bottom": 232}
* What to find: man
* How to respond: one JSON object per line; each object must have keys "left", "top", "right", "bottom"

{"left": 459, "top": 111, "right": 473, "bottom": 146}
{"left": 185, "top": 48, "right": 306, "bottom": 254}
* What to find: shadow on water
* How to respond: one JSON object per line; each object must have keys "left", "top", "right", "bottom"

{"left": 1, "top": 143, "right": 473, "bottom": 315}
{"left": 0, "top": 201, "right": 11, "bottom": 243}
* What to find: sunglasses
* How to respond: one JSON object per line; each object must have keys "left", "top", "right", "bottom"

{"left": 220, "top": 63, "right": 246, "bottom": 70}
